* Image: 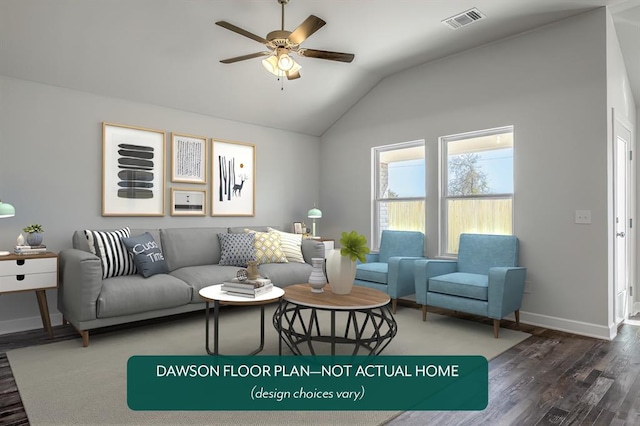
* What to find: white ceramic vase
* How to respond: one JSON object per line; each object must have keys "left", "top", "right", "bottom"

{"left": 308, "top": 257, "right": 327, "bottom": 293}
{"left": 326, "top": 249, "right": 357, "bottom": 295}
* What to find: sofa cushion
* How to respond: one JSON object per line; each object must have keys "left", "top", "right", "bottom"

{"left": 160, "top": 227, "right": 227, "bottom": 271}
{"left": 122, "top": 232, "right": 169, "bottom": 278}
{"left": 84, "top": 227, "right": 137, "bottom": 279}
{"left": 268, "top": 227, "right": 305, "bottom": 263}
{"left": 245, "top": 229, "right": 288, "bottom": 265}
{"left": 429, "top": 272, "right": 488, "bottom": 301}
{"left": 258, "top": 262, "right": 313, "bottom": 287}
{"left": 355, "top": 262, "right": 388, "bottom": 284}
{"left": 218, "top": 233, "right": 255, "bottom": 267}
{"left": 170, "top": 265, "right": 241, "bottom": 302}
{"left": 96, "top": 274, "right": 191, "bottom": 318}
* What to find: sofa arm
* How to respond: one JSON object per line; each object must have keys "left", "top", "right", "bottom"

{"left": 387, "top": 256, "right": 424, "bottom": 299}
{"left": 301, "top": 239, "right": 325, "bottom": 264}
{"left": 413, "top": 259, "right": 458, "bottom": 304}
{"left": 58, "top": 248, "right": 104, "bottom": 323}
{"left": 487, "top": 267, "right": 527, "bottom": 319}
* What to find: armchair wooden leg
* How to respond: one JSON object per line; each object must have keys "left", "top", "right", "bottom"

{"left": 391, "top": 298, "right": 397, "bottom": 314}
{"left": 62, "top": 317, "right": 68, "bottom": 325}
{"left": 422, "top": 305, "right": 427, "bottom": 321}
{"left": 493, "top": 319, "right": 500, "bottom": 338}
{"left": 515, "top": 310, "right": 520, "bottom": 327}
{"left": 81, "top": 330, "right": 89, "bottom": 347}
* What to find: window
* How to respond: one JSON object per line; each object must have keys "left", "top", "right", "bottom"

{"left": 441, "top": 126, "right": 514, "bottom": 255}
{"left": 373, "top": 141, "right": 425, "bottom": 249}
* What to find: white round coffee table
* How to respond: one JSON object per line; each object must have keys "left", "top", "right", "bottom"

{"left": 199, "top": 284, "right": 284, "bottom": 355}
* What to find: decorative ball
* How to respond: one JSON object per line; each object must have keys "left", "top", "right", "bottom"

{"left": 236, "top": 269, "right": 248, "bottom": 282}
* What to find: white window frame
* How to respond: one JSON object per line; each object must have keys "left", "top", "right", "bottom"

{"left": 439, "top": 126, "right": 515, "bottom": 257}
{"left": 372, "top": 140, "right": 425, "bottom": 250}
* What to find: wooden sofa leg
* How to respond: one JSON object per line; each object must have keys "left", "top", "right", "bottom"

{"left": 81, "top": 330, "right": 89, "bottom": 347}
{"left": 392, "top": 298, "right": 397, "bottom": 314}
{"left": 62, "top": 316, "right": 68, "bottom": 326}
{"left": 422, "top": 305, "right": 427, "bottom": 321}
{"left": 515, "top": 310, "right": 520, "bottom": 327}
{"left": 493, "top": 319, "right": 500, "bottom": 338}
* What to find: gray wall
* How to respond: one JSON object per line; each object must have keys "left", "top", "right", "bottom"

{"left": 0, "top": 76, "right": 320, "bottom": 333}
{"left": 320, "top": 9, "right": 635, "bottom": 338}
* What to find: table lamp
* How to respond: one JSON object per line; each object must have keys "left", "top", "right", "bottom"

{"left": 0, "top": 199, "right": 16, "bottom": 256}
{"left": 307, "top": 205, "right": 322, "bottom": 238}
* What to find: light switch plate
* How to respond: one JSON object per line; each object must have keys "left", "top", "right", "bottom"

{"left": 575, "top": 210, "right": 592, "bottom": 224}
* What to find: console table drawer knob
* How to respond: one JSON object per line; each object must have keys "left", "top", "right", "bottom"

{"left": 17, "top": 259, "right": 25, "bottom": 266}
{"left": 16, "top": 275, "right": 25, "bottom": 281}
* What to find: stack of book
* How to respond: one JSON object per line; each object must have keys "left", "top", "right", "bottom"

{"left": 221, "top": 277, "right": 273, "bottom": 298}
{"left": 14, "top": 244, "right": 47, "bottom": 255}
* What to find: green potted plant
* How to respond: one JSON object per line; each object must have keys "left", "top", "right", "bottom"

{"left": 23, "top": 224, "right": 44, "bottom": 246}
{"left": 326, "top": 230, "right": 370, "bottom": 295}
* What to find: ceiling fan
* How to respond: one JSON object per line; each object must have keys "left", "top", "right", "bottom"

{"left": 215, "top": 0, "right": 355, "bottom": 80}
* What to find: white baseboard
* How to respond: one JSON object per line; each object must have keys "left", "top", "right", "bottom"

{"left": 509, "top": 311, "right": 614, "bottom": 340}
{"left": 0, "top": 312, "right": 64, "bottom": 336}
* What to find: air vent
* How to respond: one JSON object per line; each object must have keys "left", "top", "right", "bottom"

{"left": 442, "top": 8, "right": 486, "bottom": 30}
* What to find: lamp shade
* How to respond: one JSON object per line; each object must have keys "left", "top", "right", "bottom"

{"left": 307, "top": 207, "right": 322, "bottom": 219}
{"left": 0, "top": 200, "right": 15, "bottom": 218}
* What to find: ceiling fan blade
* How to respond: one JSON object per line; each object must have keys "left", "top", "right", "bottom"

{"left": 288, "top": 15, "right": 326, "bottom": 45}
{"left": 298, "top": 49, "right": 355, "bottom": 63}
{"left": 286, "top": 70, "right": 301, "bottom": 80}
{"left": 215, "top": 21, "right": 268, "bottom": 44}
{"left": 220, "top": 52, "right": 272, "bottom": 64}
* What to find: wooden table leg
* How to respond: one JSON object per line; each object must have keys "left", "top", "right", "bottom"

{"left": 35, "top": 290, "right": 53, "bottom": 338}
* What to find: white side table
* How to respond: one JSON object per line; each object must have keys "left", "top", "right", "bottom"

{"left": 0, "top": 252, "right": 58, "bottom": 338}
{"left": 199, "top": 284, "right": 284, "bottom": 355}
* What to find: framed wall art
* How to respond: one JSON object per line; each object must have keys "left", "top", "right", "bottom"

{"left": 171, "top": 133, "right": 207, "bottom": 184}
{"left": 170, "top": 188, "right": 206, "bottom": 216}
{"left": 102, "top": 122, "right": 165, "bottom": 216}
{"left": 211, "top": 139, "right": 255, "bottom": 216}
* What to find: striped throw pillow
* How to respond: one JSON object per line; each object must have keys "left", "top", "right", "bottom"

{"left": 84, "top": 227, "right": 137, "bottom": 279}
{"left": 267, "top": 227, "right": 305, "bottom": 263}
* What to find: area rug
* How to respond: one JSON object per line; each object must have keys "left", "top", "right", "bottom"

{"left": 7, "top": 305, "right": 530, "bottom": 425}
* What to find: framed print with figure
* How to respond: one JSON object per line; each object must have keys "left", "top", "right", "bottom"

{"left": 211, "top": 139, "right": 255, "bottom": 216}
{"left": 171, "top": 133, "right": 207, "bottom": 184}
{"left": 170, "top": 188, "right": 206, "bottom": 216}
{"left": 102, "top": 122, "right": 165, "bottom": 216}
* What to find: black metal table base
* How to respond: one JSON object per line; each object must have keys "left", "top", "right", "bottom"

{"left": 205, "top": 300, "right": 265, "bottom": 356}
{"left": 273, "top": 300, "right": 397, "bottom": 356}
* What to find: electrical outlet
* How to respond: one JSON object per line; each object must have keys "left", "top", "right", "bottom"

{"left": 523, "top": 281, "right": 532, "bottom": 294}
{"left": 575, "top": 210, "right": 591, "bottom": 224}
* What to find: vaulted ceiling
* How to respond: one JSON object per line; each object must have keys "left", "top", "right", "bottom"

{"left": 1, "top": 0, "right": 638, "bottom": 137}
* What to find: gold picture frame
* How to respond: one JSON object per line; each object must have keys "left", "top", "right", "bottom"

{"left": 102, "top": 122, "right": 165, "bottom": 216}
{"left": 171, "top": 132, "right": 207, "bottom": 184}
{"left": 211, "top": 139, "right": 255, "bottom": 216}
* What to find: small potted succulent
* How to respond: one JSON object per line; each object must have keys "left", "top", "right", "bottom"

{"left": 23, "top": 224, "right": 44, "bottom": 246}
{"left": 326, "top": 230, "right": 370, "bottom": 295}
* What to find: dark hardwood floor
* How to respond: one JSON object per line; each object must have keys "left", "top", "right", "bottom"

{"left": 0, "top": 306, "right": 638, "bottom": 426}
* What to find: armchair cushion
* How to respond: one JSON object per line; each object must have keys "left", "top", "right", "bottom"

{"left": 355, "top": 262, "right": 388, "bottom": 285}
{"left": 429, "top": 272, "right": 488, "bottom": 301}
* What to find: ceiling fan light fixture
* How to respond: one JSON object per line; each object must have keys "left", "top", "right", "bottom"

{"left": 277, "top": 52, "right": 294, "bottom": 71}
{"left": 262, "top": 55, "right": 284, "bottom": 76}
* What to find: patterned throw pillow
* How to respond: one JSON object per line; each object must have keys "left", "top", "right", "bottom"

{"left": 121, "top": 232, "right": 169, "bottom": 278}
{"left": 245, "top": 229, "right": 288, "bottom": 265}
{"left": 84, "top": 227, "right": 137, "bottom": 279}
{"left": 218, "top": 233, "right": 255, "bottom": 267}
{"left": 267, "top": 227, "right": 305, "bottom": 263}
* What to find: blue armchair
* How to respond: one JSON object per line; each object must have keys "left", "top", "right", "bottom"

{"left": 414, "top": 233, "right": 526, "bottom": 338}
{"left": 354, "top": 230, "right": 426, "bottom": 313}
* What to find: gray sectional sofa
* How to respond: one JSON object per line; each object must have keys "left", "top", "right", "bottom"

{"left": 57, "top": 226, "right": 324, "bottom": 347}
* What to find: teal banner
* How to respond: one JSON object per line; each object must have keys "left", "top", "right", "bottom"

{"left": 128, "top": 355, "right": 487, "bottom": 411}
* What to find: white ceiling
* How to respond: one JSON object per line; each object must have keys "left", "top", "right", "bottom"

{"left": 1, "top": 0, "right": 638, "bottom": 137}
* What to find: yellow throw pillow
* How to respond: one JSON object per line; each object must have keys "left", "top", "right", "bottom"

{"left": 244, "top": 229, "right": 288, "bottom": 264}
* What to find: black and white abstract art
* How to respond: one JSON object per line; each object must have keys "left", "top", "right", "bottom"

{"left": 211, "top": 139, "right": 255, "bottom": 216}
{"left": 103, "top": 122, "right": 165, "bottom": 216}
